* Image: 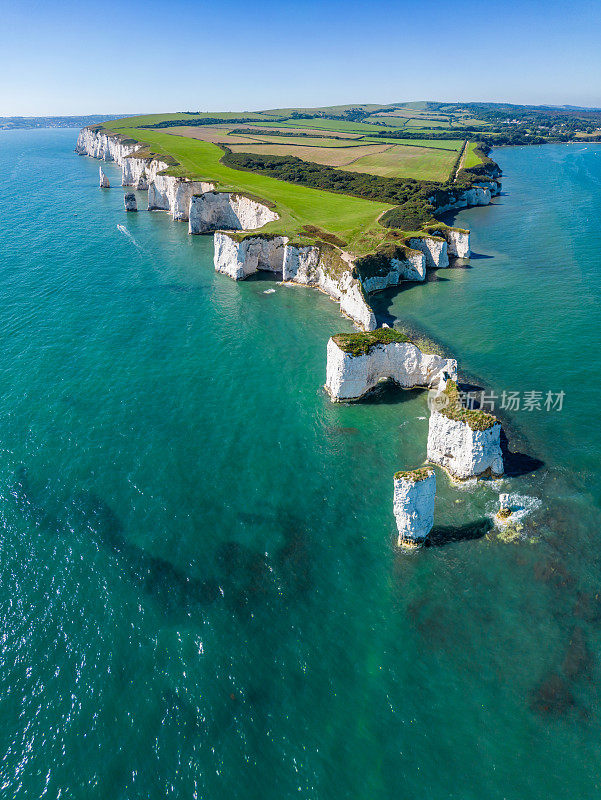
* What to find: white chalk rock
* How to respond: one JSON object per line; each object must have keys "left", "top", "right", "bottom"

{"left": 121, "top": 155, "right": 164, "bottom": 190}
{"left": 427, "top": 410, "right": 504, "bottom": 479}
{"left": 408, "top": 236, "right": 449, "bottom": 269}
{"left": 124, "top": 193, "right": 137, "bottom": 212}
{"left": 446, "top": 229, "right": 471, "bottom": 258}
{"left": 430, "top": 182, "right": 500, "bottom": 215}
{"left": 189, "top": 191, "right": 278, "bottom": 233}
{"left": 393, "top": 469, "right": 436, "bottom": 546}
{"left": 214, "top": 233, "right": 287, "bottom": 280}
{"left": 148, "top": 175, "right": 213, "bottom": 220}
{"left": 213, "top": 232, "right": 377, "bottom": 330}
{"left": 99, "top": 166, "right": 110, "bottom": 188}
{"left": 325, "top": 334, "right": 456, "bottom": 401}
{"left": 361, "top": 251, "right": 426, "bottom": 293}
{"left": 76, "top": 127, "right": 141, "bottom": 164}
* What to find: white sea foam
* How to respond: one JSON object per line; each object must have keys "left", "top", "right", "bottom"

{"left": 492, "top": 492, "right": 542, "bottom": 527}
{"left": 263, "top": 288, "right": 276, "bottom": 294}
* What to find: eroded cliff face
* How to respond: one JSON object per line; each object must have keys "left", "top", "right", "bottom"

{"left": 325, "top": 338, "right": 457, "bottom": 401}
{"left": 78, "top": 128, "right": 278, "bottom": 228}
{"left": 408, "top": 236, "right": 449, "bottom": 269}
{"left": 121, "top": 154, "right": 169, "bottom": 191}
{"left": 433, "top": 181, "right": 501, "bottom": 215}
{"left": 148, "top": 176, "right": 214, "bottom": 220}
{"left": 427, "top": 411, "right": 504, "bottom": 479}
{"left": 188, "top": 192, "right": 278, "bottom": 233}
{"left": 393, "top": 471, "right": 436, "bottom": 545}
{"left": 361, "top": 251, "right": 426, "bottom": 293}
{"left": 76, "top": 127, "right": 140, "bottom": 164}
{"left": 213, "top": 232, "right": 376, "bottom": 330}
{"left": 446, "top": 229, "right": 470, "bottom": 258}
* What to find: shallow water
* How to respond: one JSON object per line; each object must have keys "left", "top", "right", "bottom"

{"left": 0, "top": 131, "right": 600, "bottom": 798}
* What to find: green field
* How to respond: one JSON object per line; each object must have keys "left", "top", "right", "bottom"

{"left": 104, "top": 121, "right": 393, "bottom": 253}
{"left": 362, "top": 137, "right": 464, "bottom": 150}
{"left": 462, "top": 141, "right": 485, "bottom": 168}
{"left": 228, "top": 141, "right": 393, "bottom": 168}
{"left": 242, "top": 118, "right": 405, "bottom": 134}
{"left": 341, "top": 144, "right": 459, "bottom": 182}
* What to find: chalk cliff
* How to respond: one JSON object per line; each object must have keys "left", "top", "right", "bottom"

{"left": 121, "top": 154, "right": 169, "bottom": 191}
{"left": 325, "top": 331, "right": 457, "bottom": 401}
{"left": 393, "top": 469, "right": 436, "bottom": 546}
{"left": 214, "top": 232, "right": 376, "bottom": 330}
{"left": 188, "top": 191, "right": 278, "bottom": 233}
{"left": 147, "top": 175, "right": 215, "bottom": 220}
{"left": 427, "top": 380, "right": 504, "bottom": 479}
{"left": 76, "top": 127, "right": 140, "bottom": 164}
{"left": 433, "top": 181, "right": 501, "bottom": 215}
{"left": 445, "top": 228, "right": 470, "bottom": 258}
{"left": 360, "top": 250, "right": 426, "bottom": 293}
{"left": 78, "top": 128, "right": 278, "bottom": 229}
{"left": 408, "top": 236, "right": 449, "bottom": 269}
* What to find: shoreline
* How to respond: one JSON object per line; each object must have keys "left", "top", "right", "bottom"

{"left": 76, "top": 126, "right": 544, "bottom": 540}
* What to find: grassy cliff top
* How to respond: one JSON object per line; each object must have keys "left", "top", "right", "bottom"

{"left": 98, "top": 121, "right": 393, "bottom": 255}
{"left": 332, "top": 328, "right": 412, "bottom": 356}
{"left": 94, "top": 108, "right": 493, "bottom": 256}
{"left": 394, "top": 467, "right": 434, "bottom": 481}
{"left": 439, "top": 380, "right": 499, "bottom": 431}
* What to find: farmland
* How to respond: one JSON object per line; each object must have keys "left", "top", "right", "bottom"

{"left": 97, "top": 103, "right": 495, "bottom": 255}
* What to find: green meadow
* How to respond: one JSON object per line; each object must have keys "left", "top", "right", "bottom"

{"left": 105, "top": 122, "right": 393, "bottom": 253}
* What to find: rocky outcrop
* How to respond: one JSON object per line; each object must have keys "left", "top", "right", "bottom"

{"left": 433, "top": 182, "right": 501, "bottom": 215}
{"left": 121, "top": 154, "right": 168, "bottom": 191}
{"left": 360, "top": 250, "right": 426, "bottom": 293}
{"left": 124, "top": 193, "right": 137, "bottom": 212}
{"left": 408, "top": 236, "right": 449, "bottom": 269}
{"left": 445, "top": 229, "right": 470, "bottom": 258}
{"left": 325, "top": 331, "right": 456, "bottom": 401}
{"left": 427, "top": 380, "right": 504, "bottom": 479}
{"left": 393, "top": 469, "right": 436, "bottom": 546}
{"left": 213, "top": 232, "right": 376, "bottom": 330}
{"left": 188, "top": 191, "right": 278, "bottom": 233}
{"left": 422, "top": 227, "right": 471, "bottom": 259}
{"left": 99, "top": 166, "right": 110, "bottom": 188}
{"left": 148, "top": 175, "right": 214, "bottom": 221}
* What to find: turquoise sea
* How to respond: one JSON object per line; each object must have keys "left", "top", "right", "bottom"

{"left": 1, "top": 129, "right": 600, "bottom": 799}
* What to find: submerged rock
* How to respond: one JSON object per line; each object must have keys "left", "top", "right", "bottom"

{"left": 530, "top": 671, "right": 575, "bottom": 717}
{"left": 562, "top": 626, "right": 594, "bottom": 681}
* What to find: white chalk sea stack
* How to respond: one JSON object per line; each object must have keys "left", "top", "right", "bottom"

{"left": 427, "top": 380, "right": 504, "bottom": 479}
{"left": 99, "top": 166, "right": 110, "bottom": 188}
{"left": 408, "top": 236, "right": 449, "bottom": 269}
{"left": 325, "top": 329, "right": 457, "bottom": 402}
{"left": 124, "top": 193, "right": 137, "bottom": 212}
{"left": 393, "top": 469, "right": 436, "bottom": 546}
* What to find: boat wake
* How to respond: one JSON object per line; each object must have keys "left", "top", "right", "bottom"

{"left": 117, "top": 224, "right": 143, "bottom": 251}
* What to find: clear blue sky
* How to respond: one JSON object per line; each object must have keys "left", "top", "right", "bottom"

{"left": 1, "top": 0, "right": 600, "bottom": 115}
